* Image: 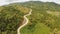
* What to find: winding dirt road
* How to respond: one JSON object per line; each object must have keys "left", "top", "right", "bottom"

{"left": 17, "top": 9, "right": 32, "bottom": 34}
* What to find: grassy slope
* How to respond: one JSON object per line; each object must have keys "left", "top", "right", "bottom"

{"left": 20, "top": 1, "right": 60, "bottom": 34}
{"left": 21, "top": 23, "right": 50, "bottom": 34}
{"left": 0, "top": 1, "right": 60, "bottom": 34}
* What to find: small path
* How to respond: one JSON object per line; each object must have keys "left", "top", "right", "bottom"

{"left": 17, "top": 9, "right": 32, "bottom": 34}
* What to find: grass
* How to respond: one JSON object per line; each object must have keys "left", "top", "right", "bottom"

{"left": 21, "top": 23, "right": 50, "bottom": 34}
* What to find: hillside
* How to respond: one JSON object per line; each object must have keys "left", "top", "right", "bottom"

{"left": 0, "top": 1, "right": 60, "bottom": 34}
{"left": 20, "top": 1, "right": 60, "bottom": 34}
{"left": 0, "top": 4, "right": 30, "bottom": 34}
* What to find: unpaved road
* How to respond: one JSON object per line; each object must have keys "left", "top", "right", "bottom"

{"left": 17, "top": 9, "right": 32, "bottom": 34}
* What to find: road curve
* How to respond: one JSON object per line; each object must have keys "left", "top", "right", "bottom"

{"left": 17, "top": 9, "right": 32, "bottom": 34}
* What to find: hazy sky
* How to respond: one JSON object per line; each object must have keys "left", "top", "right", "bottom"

{"left": 0, "top": 0, "right": 60, "bottom": 6}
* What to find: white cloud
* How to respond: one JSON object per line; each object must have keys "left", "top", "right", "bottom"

{"left": 0, "top": 0, "right": 9, "bottom": 6}
{"left": 0, "top": 0, "right": 30, "bottom": 6}
{"left": 6, "top": 0, "right": 30, "bottom": 2}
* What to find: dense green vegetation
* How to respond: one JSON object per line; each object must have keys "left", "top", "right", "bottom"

{"left": 20, "top": 1, "right": 60, "bottom": 34}
{"left": 0, "top": 5, "right": 29, "bottom": 34}
{"left": 0, "top": 1, "right": 60, "bottom": 34}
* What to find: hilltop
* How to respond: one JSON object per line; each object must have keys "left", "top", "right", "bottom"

{"left": 0, "top": 1, "right": 60, "bottom": 34}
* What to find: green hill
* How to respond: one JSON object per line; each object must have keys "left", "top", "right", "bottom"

{"left": 0, "top": 1, "right": 60, "bottom": 34}
{"left": 20, "top": 1, "right": 60, "bottom": 34}
{"left": 0, "top": 4, "right": 30, "bottom": 34}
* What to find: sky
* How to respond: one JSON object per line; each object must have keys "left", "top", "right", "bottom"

{"left": 0, "top": 0, "right": 60, "bottom": 6}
